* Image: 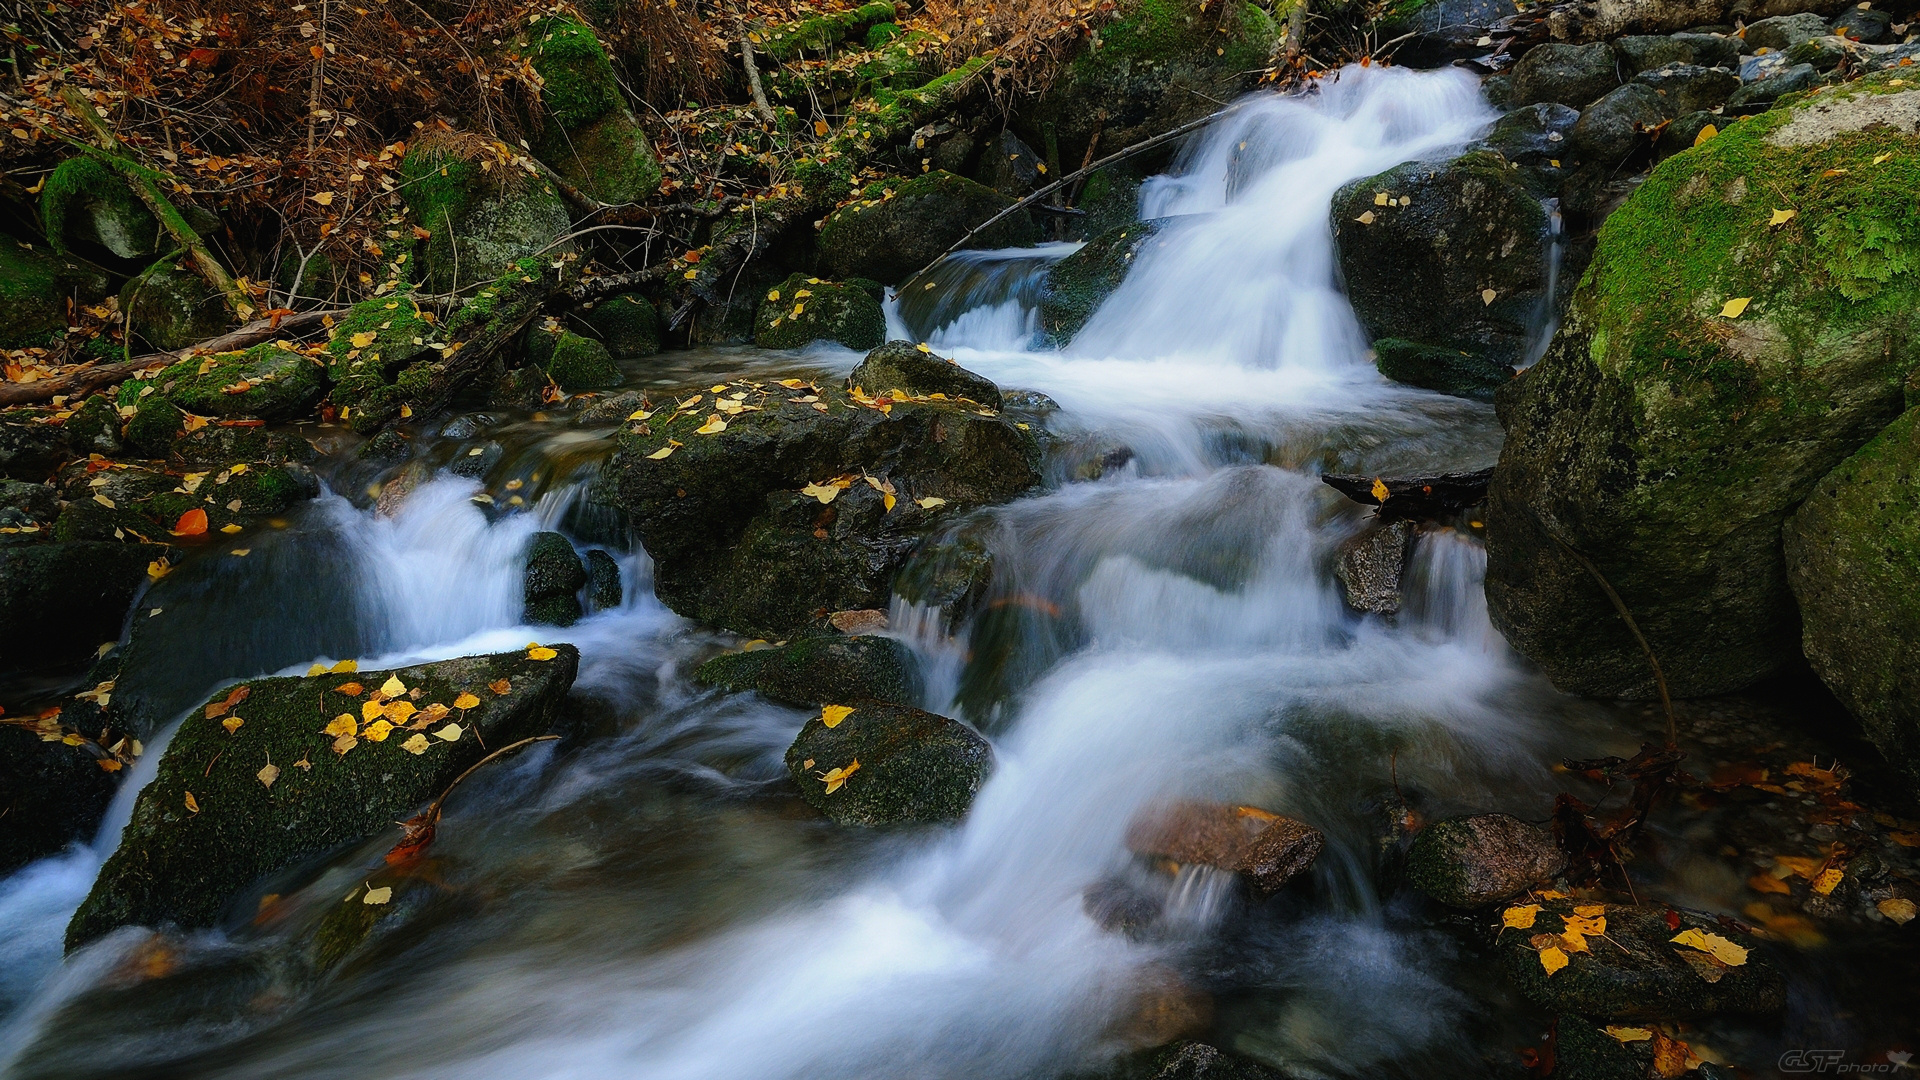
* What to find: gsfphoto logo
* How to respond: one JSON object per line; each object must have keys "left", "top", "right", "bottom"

{"left": 1779, "top": 1049, "right": 1915, "bottom": 1074}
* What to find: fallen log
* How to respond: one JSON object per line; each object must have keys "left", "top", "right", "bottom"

{"left": 0, "top": 308, "right": 349, "bottom": 409}
{"left": 1321, "top": 467, "right": 1493, "bottom": 521}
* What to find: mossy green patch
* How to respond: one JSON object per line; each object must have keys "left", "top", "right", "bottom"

{"left": 696, "top": 634, "right": 922, "bottom": 707}
{"left": 752, "top": 273, "right": 887, "bottom": 350}
{"left": 0, "top": 240, "right": 112, "bottom": 349}
{"left": 117, "top": 342, "right": 327, "bottom": 422}
{"left": 42, "top": 154, "right": 158, "bottom": 260}
{"left": 545, "top": 330, "right": 622, "bottom": 391}
{"left": 577, "top": 292, "right": 660, "bottom": 357}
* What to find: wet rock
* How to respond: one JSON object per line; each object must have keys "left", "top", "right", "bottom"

{"left": 60, "top": 394, "right": 123, "bottom": 459}
{"left": 1113, "top": 969, "right": 1214, "bottom": 1051}
{"left": 52, "top": 459, "right": 319, "bottom": 543}
{"left": 827, "top": 608, "right": 889, "bottom": 635}
{"left": 359, "top": 429, "right": 411, "bottom": 464}
{"left": 848, "top": 340, "right": 1002, "bottom": 407}
{"left": 400, "top": 134, "right": 574, "bottom": 294}
{"left": 1332, "top": 152, "right": 1551, "bottom": 367}
{"left": 1497, "top": 900, "right": 1784, "bottom": 1019}
{"left": 1612, "top": 32, "right": 1739, "bottom": 76}
{"left": 125, "top": 264, "right": 231, "bottom": 352}
{"left": 1654, "top": 110, "right": 1722, "bottom": 158}
{"left": 783, "top": 701, "right": 991, "bottom": 825}
{"left": 1565, "top": 84, "right": 1672, "bottom": 188}
{"left": 524, "top": 530, "right": 587, "bottom": 626}
{"left": 1372, "top": 338, "right": 1515, "bottom": 401}
{"left": 373, "top": 459, "right": 433, "bottom": 518}
{"left": 696, "top": 634, "right": 922, "bottom": 707}
{"left": 892, "top": 531, "right": 996, "bottom": 624}
{"left": 1786, "top": 33, "right": 1854, "bottom": 71}
{"left": 1510, "top": 42, "right": 1622, "bottom": 108}
{"left": 66, "top": 645, "right": 579, "bottom": 949}
{"left": 522, "top": 17, "right": 662, "bottom": 205}
{"left": 0, "top": 477, "right": 59, "bottom": 525}
{"left": 121, "top": 398, "right": 185, "bottom": 458}
{"left": 1322, "top": 469, "right": 1493, "bottom": 521}
{"left": 753, "top": 273, "right": 887, "bottom": 351}
{"left": 585, "top": 548, "right": 623, "bottom": 610}
{"left": 1726, "top": 62, "right": 1819, "bottom": 111}
{"left": 1084, "top": 875, "right": 1166, "bottom": 938}
{"left": 1125, "top": 801, "right": 1324, "bottom": 894}
{"left": 1553, "top": 1014, "right": 1654, "bottom": 1080}
{"left": 1471, "top": 103, "right": 1578, "bottom": 194}
{"left": 1484, "top": 74, "right": 1920, "bottom": 699}
{"left": 1038, "top": 219, "right": 1166, "bottom": 346}
{"left": 0, "top": 721, "right": 120, "bottom": 874}
{"left": 0, "top": 408, "right": 78, "bottom": 481}
{"left": 1831, "top": 5, "right": 1893, "bottom": 43}
{"left": 604, "top": 378, "right": 1040, "bottom": 638}
{"left": 115, "top": 341, "right": 328, "bottom": 423}
{"left": 1743, "top": 12, "right": 1833, "bottom": 53}
{"left": 817, "top": 170, "right": 1039, "bottom": 285}
{"left": 977, "top": 128, "right": 1043, "bottom": 198}
{"left": 1783, "top": 405, "right": 1920, "bottom": 797}
{"left": 322, "top": 295, "right": 440, "bottom": 433}
{"left": 0, "top": 238, "right": 113, "bottom": 349}
{"left": 169, "top": 425, "right": 315, "bottom": 467}
{"left": 1631, "top": 62, "right": 1741, "bottom": 113}
{"left": 42, "top": 155, "right": 159, "bottom": 261}
{"left": 1406, "top": 813, "right": 1566, "bottom": 906}
{"left": 1334, "top": 519, "right": 1415, "bottom": 616}
{"left": 1136, "top": 1042, "right": 1281, "bottom": 1080}
{"left": 0, "top": 538, "right": 168, "bottom": 674}
{"left": 576, "top": 292, "right": 661, "bottom": 358}
{"left": 572, "top": 390, "right": 647, "bottom": 428}
{"left": 545, "top": 330, "right": 622, "bottom": 392}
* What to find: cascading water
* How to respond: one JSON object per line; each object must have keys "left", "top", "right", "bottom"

{"left": 1, "top": 65, "right": 1651, "bottom": 1080}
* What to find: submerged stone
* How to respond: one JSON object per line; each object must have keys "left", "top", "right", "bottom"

{"left": 1124, "top": 800, "right": 1324, "bottom": 894}
{"left": 67, "top": 645, "right": 578, "bottom": 949}
{"left": 783, "top": 702, "right": 992, "bottom": 825}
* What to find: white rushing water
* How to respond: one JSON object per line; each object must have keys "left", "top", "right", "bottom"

{"left": 1, "top": 65, "right": 1591, "bottom": 1080}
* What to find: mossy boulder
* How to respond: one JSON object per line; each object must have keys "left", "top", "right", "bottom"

{"left": 1038, "top": 219, "right": 1166, "bottom": 346}
{"left": 0, "top": 540, "right": 173, "bottom": 675}
{"left": 51, "top": 459, "right": 319, "bottom": 543}
{"left": 125, "top": 263, "right": 231, "bottom": 352}
{"left": 783, "top": 702, "right": 991, "bottom": 825}
{"left": 817, "top": 171, "right": 1039, "bottom": 285}
{"left": 0, "top": 239, "right": 113, "bottom": 348}
{"left": 1405, "top": 813, "right": 1566, "bottom": 907}
{"left": 41, "top": 155, "right": 158, "bottom": 260}
{"left": 168, "top": 425, "right": 316, "bottom": 468}
{"left": 0, "top": 723, "right": 120, "bottom": 875}
{"left": 753, "top": 274, "right": 888, "bottom": 351}
{"left": 696, "top": 634, "right": 923, "bottom": 707}
{"left": 849, "top": 340, "right": 1003, "bottom": 407}
{"left": 1484, "top": 74, "right": 1920, "bottom": 699}
{"left": 1332, "top": 151, "right": 1551, "bottom": 368}
{"left": 1496, "top": 899, "right": 1784, "bottom": 1019}
{"left": 400, "top": 138, "right": 575, "bottom": 293}
{"left": 1783, "top": 405, "right": 1920, "bottom": 796}
{"left": 115, "top": 342, "right": 327, "bottom": 422}
{"left": 1372, "top": 338, "right": 1514, "bottom": 401}
{"left": 323, "top": 295, "right": 441, "bottom": 432}
{"left": 524, "top": 530, "right": 587, "bottom": 626}
{"left": 577, "top": 291, "right": 660, "bottom": 357}
{"left": 545, "top": 331, "right": 622, "bottom": 391}
{"left": 604, "top": 378, "right": 1041, "bottom": 638}
{"left": 0, "top": 407, "right": 79, "bottom": 480}
{"left": 521, "top": 16, "right": 662, "bottom": 204}
{"left": 758, "top": 1, "right": 897, "bottom": 60}
{"left": 66, "top": 645, "right": 579, "bottom": 949}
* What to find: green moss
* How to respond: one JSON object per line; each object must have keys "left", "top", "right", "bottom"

{"left": 760, "top": 1, "right": 897, "bottom": 61}
{"left": 546, "top": 331, "right": 622, "bottom": 391}
{"left": 119, "top": 342, "right": 326, "bottom": 422}
{"left": 753, "top": 273, "right": 887, "bottom": 350}
{"left": 1038, "top": 219, "right": 1163, "bottom": 345}
{"left": 0, "top": 240, "right": 111, "bottom": 348}
{"left": 783, "top": 702, "right": 991, "bottom": 825}
{"left": 1373, "top": 338, "right": 1513, "bottom": 401}
{"left": 124, "top": 264, "right": 229, "bottom": 352}
{"left": 400, "top": 145, "right": 574, "bottom": 292}
{"left": 525, "top": 16, "right": 621, "bottom": 129}
{"left": 865, "top": 21, "right": 901, "bottom": 48}
{"left": 578, "top": 292, "right": 660, "bottom": 357}
{"left": 697, "top": 634, "right": 923, "bottom": 706}
{"left": 817, "top": 170, "right": 1037, "bottom": 284}
{"left": 398, "top": 146, "right": 484, "bottom": 238}
{"left": 52, "top": 458, "right": 318, "bottom": 541}
{"left": 121, "top": 398, "right": 183, "bottom": 457}
{"left": 1080, "top": 0, "right": 1276, "bottom": 76}
{"left": 42, "top": 155, "right": 157, "bottom": 259}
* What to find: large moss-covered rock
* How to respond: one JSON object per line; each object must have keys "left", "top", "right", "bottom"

{"left": 1509, "top": 42, "right": 1621, "bottom": 108}
{"left": 51, "top": 459, "right": 319, "bottom": 544}
{"left": 66, "top": 646, "right": 578, "bottom": 948}
{"left": 1372, "top": 338, "right": 1514, "bottom": 401}
{"left": 1496, "top": 899, "right": 1784, "bottom": 1019}
{"left": 604, "top": 377, "right": 1041, "bottom": 638}
{"left": 41, "top": 155, "right": 158, "bottom": 260}
{"left": 0, "top": 239, "right": 113, "bottom": 348}
{"left": 0, "top": 723, "right": 120, "bottom": 875}
{"left": 848, "top": 340, "right": 1002, "bottom": 406}
{"left": 1783, "top": 405, "right": 1920, "bottom": 796}
{"left": 125, "top": 263, "right": 230, "bottom": 352}
{"left": 521, "top": 16, "right": 662, "bottom": 205}
{"left": 783, "top": 701, "right": 991, "bottom": 825}
{"left": 577, "top": 291, "right": 660, "bottom": 357}
{"left": 696, "top": 634, "right": 922, "bottom": 707}
{"left": 322, "top": 295, "right": 443, "bottom": 433}
{"left": 524, "top": 530, "right": 587, "bottom": 626}
{"left": 817, "top": 171, "right": 1039, "bottom": 285}
{"left": 1484, "top": 74, "right": 1920, "bottom": 698}
{"left": 1038, "top": 219, "right": 1165, "bottom": 346}
{"left": 1332, "top": 151, "right": 1551, "bottom": 369}
{"left": 753, "top": 274, "right": 887, "bottom": 350}
{"left": 0, "top": 540, "right": 174, "bottom": 675}
{"left": 115, "top": 341, "right": 327, "bottom": 422}
{"left": 400, "top": 136, "right": 575, "bottom": 294}
{"left": 545, "top": 330, "right": 622, "bottom": 391}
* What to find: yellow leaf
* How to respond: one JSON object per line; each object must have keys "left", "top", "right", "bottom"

{"left": 1564, "top": 913, "right": 1606, "bottom": 938}
{"left": 184, "top": 791, "right": 200, "bottom": 813}
{"left": 1538, "top": 945, "right": 1568, "bottom": 975}
{"left": 332, "top": 733, "right": 358, "bottom": 754}
{"left": 791, "top": 304, "right": 805, "bottom": 318}
{"left": 1873, "top": 152, "right": 1891, "bottom": 165}
{"left": 379, "top": 675, "right": 407, "bottom": 698}
{"left": 527, "top": 645, "right": 558, "bottom": 660}
{"left": 1355, "top": 210, "right": 1375, "bottom": 224}
{"left": 311, "top": 191, "right": 335, "bottom": 206}
{"left": 229, "top": 548, "right": 251, "bottom": 557}
{"left": 1605, "top": 1026, "right": 1653, "bottom": 1043}
{"left": 1370, "top": 477, "right": 1390, "bottom": 503}
{"left": 916, "top": 496, "right": 946, "bottom": 509}
{"left": 1811, "top": 867, "right": 1844, "bottom": 895}
{"left": 433, "top": 722, "right": 463, "bottom": 741}
{"left": 1719, "top": 296, "right": 1751, "bottom": 318}
{"left": 1572, "top": 903, "right": 1606, "bottom": 916}
{"left": 350, "top": 330, "right": 377, "bottom": 348}
{"left": 324, "top": 714, "right": 359, "bottom": 737}
{"left": 489, "top": 678, "right": 512, "bottom": 694}
{"left": 307, "top": 663, "right": 327, "bottom": 677}
{"left": 627, "top": 408, "right": 654, "bottom": 421}
{"left": 1502, "top": 904, "right": 1540, "bottom": 929}
{"left": 362, "top": 699, "right": 386, "bottom": 721}
{"left": 222, "top": 716, "right": 244, "bottom": 734}
{"left": 334, "top": 682, "right": 364, "bottom": 697}
{"left": 821, "top": 705, "right": 854, "bottom": 728}
{"left": 801, "top": 481, "right": 842, "bottom": 504}
{"left": 257, "top": 762, "right": 279, "bottom": 788}
{"left": 1670, "top": 927, "right": 1749, "bottom": 966}
{"left": 695, "top": 414, "right": 727, "bottom": 435}
{"left": 362, "top": 886, "right": 392, "bottom": 905}
{"left": 766, "top": 289, "right": 781, "bottom": 302}
{"left": 331, "top": 659, "right": 359, "bottom": 673}
{"left": 1374, "top": 191, "right": 1390, "bottom": 206}
{"left": 813, "top": 119, "right": 829, "bottom": 136}
{"left": 419, "top": 702, "right": 450, "bottom": 725}
{"left": 148, "top": 558, "right": 172, "bottom": 580}
{"left": 221, "top": 523, "right": 243, "bottom": 534}
{"left": 454, "top": 692, "right": 481, "bottom": 709}
{"left": 1769, "top": 208, "right": 1796, "bottom": 226}
{"left": 363, "top": 718, "right": 394, "bottom": 742}
{"left": 817, "top": 758, "right": 862, "bottom": 794}
{"left": 401, "top": 733, "right": 431, "bottom": 755}
{"left": 883, "top": 493, "right": 896, "bottom": 511}
{"left": 1693, "top": 124, "right": 1718, "bottom": 146}
{"left": 1877, "top": 897, "right": 1916, "bottom": 924}
{"left": 647, "top": 445, "right": 675, "bottom": 459}
{"left": 1481, "top": 288, "right": 1498, "bottom": 306}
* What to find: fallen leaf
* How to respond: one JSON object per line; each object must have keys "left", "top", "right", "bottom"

{"left": 1812, "top": 867, "right": 1844, "bottom": 895}
{"left": 821, "top": 705, "right": 854, "bottom": 729}
{"left": 258, "top": 761, "right": 279, "bottom": 788}
{"left": 324, "top": 714, "right": 358, "bottom": 737}
{"left": 332, "top": 733, "right": 358, "bottom": 754}
{"left": 1355, "top": 210, "right": 1375, "bottom": 224}
{"left": 1693, "top": 123, "right": 1718, "bottom": 146}
{"left": 1671, "top": 927, "right": 1749, "bottom": 966}
{"left": 222, "top": 716, "right": 244, "bottom": 734}
{"left": 695, "top": 414, "right": 727, "bottom": 435}
{"left": 1650, "top": 1031, "right": 1692, "bottom": 1079}
{"left": 454, "top": 692, "right": 481, "bottom": 709}
{"left": 1565, "top": 913, "right": 1607, "bottom": 938}
{"left": 229, "top": 548, "right": 251, "bottom": 557}
{"left": 647, "top": 444, "right": 675, "bottom": 459}
{"left": 363, "top": 718, "right": 394, "bottom": 742}
{"left": 1502, "top": 904, "right": 1540, "bottom": 930}
{"left": 362, "top": 886, "right": 392, "bottom": 905}
{"left": 171, "top": 508, "right": 209, "bottom": 536}
{"left": 1719, "top": 296, "right": 1751, "bottom": 318}
{"left": 1769, "top": 208, "right": 1797, "bottom": 226}
{"left": 380, "top": 675, "right": 407, "bottom": 698}
{"left": 350, "top": 330, "right": 377, "bottom": 348}
{"left": 1877, "top": 897, "right": 1916, "bottom": 924}
{"left": 362, "top": 699, "right": 386, "bottom": 721}
{"left": 801, "top": 481, "right": 842, "bottom": 504}
{"left": 1374, "top": 191, "right": 1390, "bottom": 206}
{"left": 401, "top": 733, "right": 431, "bottom": 754}
{"left": 335, "top": 682, "right": 364, "bottom": 696}
{"left": 1538, "top": 945, "right": 1568, "bottom": 975}
{"left": 331, "top": 659, "right": 358, "bottom": 673}
{"left": 527, "top": 645, "right": 558, "bottom": 661}
{"left": 1748, "top": 872, "right": 1793, "bottom": 895}
{"left": 433, "top": 722, "right": 462, "bottom": 741}
{"left": 817, "top": 759, "right": 862, "bottom": 794}
{"left": 916, "top": 497, "right": 946, "bottom": 509}
{"left": 1605, "top": 1026, "right": 1653, "bottom": 1043}
{"left": 1370, "top": 477, "right": 1390, "bottom": 503}
{"left": 489, "top": 678, "right": 511, "bottom": 694}
{"left": 184, "top": 791, "right": 200, "bottom": 813}
{"left": 1480, "top": 288, "right": 1497, "bottom": 306}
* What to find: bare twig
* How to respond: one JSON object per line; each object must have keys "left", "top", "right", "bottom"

{"left": 736, "top": 13, "right": 777, "bottom": 125}
{"left": 1535, "top": 516, "right": 1678, "bottom": 746}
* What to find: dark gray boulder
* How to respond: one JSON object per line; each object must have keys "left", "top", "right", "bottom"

{"left": 817, "top": 171, "right": 1038, "bottom": 285}
{"left": 696, "top": 634, "right": 923, "bottom": 708}
{"left": 1406, "top": 813, "right": 1566, "bottom": 906}
{"left": 1473, "top": 102, "right": 1579, "bottom": 194}
{"left": 1037, "top": 219, "right": 1166, "bottom": 347}
{"left": 1612, "top": 32, "right": 1739, "bottom": 75}
{"left": 848, "top": 340, "right": 1002, "bottom": 407}
{"left": 1510, "top": 43, "right": 1622, "bottom": 108}
{"left": 524, "top": 531, "right": 587, "bottom": 626}
{"left": 1831, "top": 5, "right": 1893, "bottom": 43}
{"left": 1631, "top": 62, "right": 1741, "bottom": 113}
{"left": 1727, "top": 62, "right": 1819, "bottom": 111}
{"left": 1743, "top": 12, "right": 1833, "bottom": 52}
{"left": 784, "top": 702, "right": 992, "bottom": 825}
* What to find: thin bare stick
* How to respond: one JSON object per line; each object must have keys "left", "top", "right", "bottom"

{"left": 737, "top": 14, "right": 777, "bottom": 125}
{"left": 1534, "top": 514, "right": 1678, "bottom": 746}
{"left": 428, "top": 735, "right": 559, "bottom": 818}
